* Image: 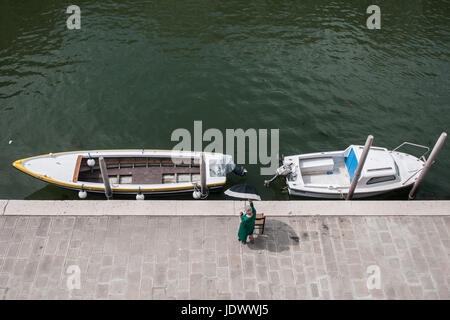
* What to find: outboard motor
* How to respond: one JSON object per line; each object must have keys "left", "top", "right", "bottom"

{"left": 232, "top": 165, "right": 247, "bottom": 176}
{"left": 222, "top": 157, "right": 247, "bottom": 177}
{"left": 264, "top": 163, "right": 293, "bottom": 187}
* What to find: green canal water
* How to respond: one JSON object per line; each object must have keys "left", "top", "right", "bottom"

{"left": 0, "top": 0, "right": 449, "bottom": 200}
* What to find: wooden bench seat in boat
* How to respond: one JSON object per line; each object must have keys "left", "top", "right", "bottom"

{"left": 73, "top": 155, "right": 83, "bottom": 182}
{"left": 80, "top": 158, "right": 199, "bottom": 167}
{"left": 77, "top": 165, "right": 200, "bottom": 185}
{"left": 300, "top": 157, "right": 334, "bottom": 175}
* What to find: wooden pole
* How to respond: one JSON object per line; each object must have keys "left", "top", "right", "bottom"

{"left": 346, "top": 135, "right": 374, "bottom": 200}
{"left": 408, "top": 132, "right": 447, "bottom": 200}
{"left": 200, "top": 152, "right": 208, "bottom": 197}
{"left": 99, "top": 156, "right": 113, "bottom": 200}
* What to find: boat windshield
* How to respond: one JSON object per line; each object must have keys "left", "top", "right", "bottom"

{"left": 209, "top": 157, "right": 234, "bottom": 177}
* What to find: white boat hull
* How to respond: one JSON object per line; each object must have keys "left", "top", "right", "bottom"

{"left": 282, "top": 145, "right": 425, "bottom": 199}
{"left": 288, "top": 184, "right": 411, "bottom": 199}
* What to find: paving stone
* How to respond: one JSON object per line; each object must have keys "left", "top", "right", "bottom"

{"left": 56, "top": 239, "right": 70, "bottom": 256}
{"left": 35, "top": 275, "right": 49, "bottom": 289}
{"left": 304, "top": 266, "right": 317, "bottom": 283}
{"left": 204, "top": 262, "right": 217, "bottom": 277}
{"left": 191, "top": 262, "right": 202, "bottom": 273}
{"left": 281, "top": 270, "right": 295, "bottom": 286}
{"left": 4, "top": 217, "right": 18, "bottom": 228}
{"left": 352, "top": 279, "right": 369, "bottom": 298}
{"left": 95, "top": 283, "right": 109, "bottom": 299}
{"left": 295, "top": 271, "right": 306, "bottom": 285}
{"left": 102, "top": 255, "right": 113, "bottom": 267}
{"left": 229, "top": 255, "right": 241, "bottom": 268}
{"left": 36, "top": 218, "right": 51, "bottom": 237}
{"left": 230, "top": 268, "right": 244, "bottom": 293}
{"left": 369, "top": 288, "right": 384, "bottom": 299}
{"left": 348, "top": 264, "right": 364, "bottom": 280}
{"left": 279, "top": 256, "right": 293, "bottom": 269}
{"left": 205, "top": 278, "right": 216, "bottom": 299}
{"left": 284, "top": 286, "right": 298, "bottom": 299}
{"left": 216, "top": 267, "right": 228, "bottom": 279}
{"left": 154, "top": 263, "right": 168, "bottom": 287}
{"left": 269, "top": 271, "right": 280, "bottom": 284}
{"left": 388, "top": 257, "right": 401, "bottom": 269}
{"left": 189, "top": 249, "right": 203, "bottom": 262}
{"left": 12, "top": 229, "right": 26, "bottom": 243}
{"left": 0, "top": 274, "right": 9, "bottom": 287}
{"left": 268, "top": 256, "right": 280, "bottom": 270}
{"left": 343, "top": 240, "right": 358, "bottom": 249}
{"left": 190, "top": 273, "right": 204, "bottom": 299}
{"left": 125, "top": 283, "right": 140, "bottom": 299}
{"left": 128, "top": 255, "right": 143, "bottom": 272}
{"left": 244, "top": 291, "right": 258, "bottom": 299}
{"left": 310, "top": 283, "right": 320, "bottom": 298}
{"left": 258, "top": 283, "right": 272, "bottom": 299}
{"left": 312, "top": 241, "right": 322, "bottom": 254}
{"left": 23, "top": 260, "right": 39, "bottom": 282}
{"left": 420, "top": 275, "right": 435, "bottom": 290}
{"left": 423, "top": 290, "right": 440, "bottom": 300}
{"left": 111, "top": 266, "right": 126, "bottom": 280}
{"left": 243, "top": 256, "right": 255, "bottom": 277}
{"left": 217, "top": 255, "right": 228, "bottom": 267}
{"left": 13, "top": 258, "right": 27, "bottom": 276}
{"left": 320, "top": 277, "right": 330, "bottom": 291}
{"left": 244, "top": 278, "right": 257, "bottom": 292}
{"left": 127, "top": 270, "right": 142, "bottom": 283}
{"left": 408, "top": 285, "right": 423, "bottom": 299}
{"left": 202, "top": 250, "right": 215, "bottom": 263}
{"left": 140, "top": 277, "right": 153, "bottom": 298}
{"left": 256, "top": 266, "right": 268, "bottom": 282}
{"left": 296, "top": 285, "right": 308, "bottom": 299}
{"left": 110, "top": 279, "right": 127, "bottom": 295}
{"left": 31, "top": 238, "right": 47, "bottom": 257}
{"left": 98, "top": 267, "right": 112, "bottom": 283}
{"left": 0, "top": 241, "right": 9, "bottom": 257}
{"left": 304, "top": 253, "right": 315, "bottom": 266}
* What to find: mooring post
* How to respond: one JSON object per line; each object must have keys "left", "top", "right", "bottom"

{"left": 200, "top": 152, "right": 208, "bottom": 198}
{"left": 99, "top": 156, "right": 113, "bottom": 200}
{"left": 346, "top": 135, "right": 374, "bottom": 200}
{"left": 408, "top": 132, "right": 447, "bottom": 200}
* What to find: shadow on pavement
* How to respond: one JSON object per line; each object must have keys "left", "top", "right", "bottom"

{"left": 247, "top": 219, "right": 300, "bottom": 252}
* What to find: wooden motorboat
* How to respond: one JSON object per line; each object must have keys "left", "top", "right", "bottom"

{"left": 13, "top": 149, "right": 246, "bottom": 198}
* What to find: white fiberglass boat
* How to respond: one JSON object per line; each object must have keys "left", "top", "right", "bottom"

{"left": 268, "top": 142, "right": 431, "bottom": 199}
{"left": 13, "top": 149, "right": 246, "bottom": 198}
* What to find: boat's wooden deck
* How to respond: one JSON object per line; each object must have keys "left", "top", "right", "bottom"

{"left": 76, "top": 156, "right": 202, "bottom": 185}
{"left": 78, "top": 165, "right": 200, "bottom": 185}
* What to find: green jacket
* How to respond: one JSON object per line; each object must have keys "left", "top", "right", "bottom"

{"left": 238, "top": 202, "right": 256, "bottom": 243}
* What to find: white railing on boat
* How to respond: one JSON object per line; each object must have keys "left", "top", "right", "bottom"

{"left": 402, "top": 168, "right": 423, "bottom": 186}
{"left": 392, "top": 142, "right": 430, "bottom": 161}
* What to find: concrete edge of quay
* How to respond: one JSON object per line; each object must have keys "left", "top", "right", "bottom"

{"left": 0, "top": 199, "right": 449, "bottom": 216}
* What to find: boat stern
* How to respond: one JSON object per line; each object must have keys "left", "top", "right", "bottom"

{"left": 282, "top": 155, "right": 303, "bottom": 188}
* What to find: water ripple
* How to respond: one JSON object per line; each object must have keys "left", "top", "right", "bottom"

{"left": 0, "top": 0, "right": 449, "bottom": 199}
